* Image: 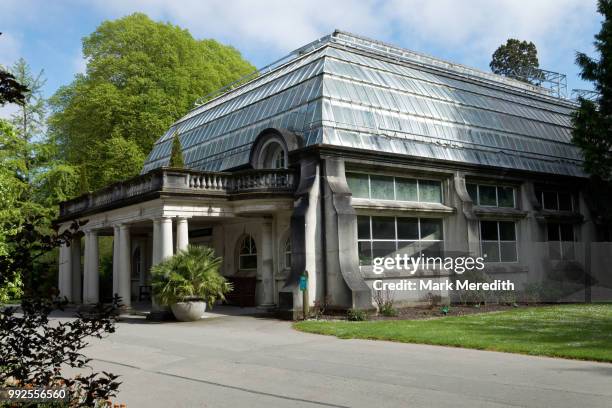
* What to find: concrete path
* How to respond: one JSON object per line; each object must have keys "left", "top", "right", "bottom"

{"left": 60, "top": 307, "right": 612, "bottom": 408}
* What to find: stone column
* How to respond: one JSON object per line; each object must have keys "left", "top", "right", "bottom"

{"left": 160, "top": 217, "right": 174, "bottom": 261}
{"left": 83, "top": 230, "right": 99, "bottom": 304}
{"left": 176, "top": 217, "right": 189, "bottom": 252}
{"left": 58, "top": 242, "right": 72, "bottom": 300}
{"left": 118, "top": 224, "right": 131, "bottom": 308}
{"left": 70, "top": 237, "right": 82, "bottom": 303}
{"left": 259, "top": 220, "right": 275, "bottom": 308}
{"left": 152, "top": 218, "right": 161, "bottom": 266}
{"left": 112, "top": 225, "right": 120, "bottom": 298}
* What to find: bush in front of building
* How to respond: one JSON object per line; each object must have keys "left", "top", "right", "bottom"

{"left": 347, "top": 309, "right": 368, "bottom": 321}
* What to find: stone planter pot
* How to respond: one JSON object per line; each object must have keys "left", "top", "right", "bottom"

{"left": 170, "top": 301, "right": 207, "bottom": 322}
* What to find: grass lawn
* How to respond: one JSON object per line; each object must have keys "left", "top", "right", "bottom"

{"left": 294, "top": 304, "right": 612, "bottom": 362}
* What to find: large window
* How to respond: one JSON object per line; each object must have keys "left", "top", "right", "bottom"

{"left": 547, "top": 223, "right": 575, "bottom": 260}
{"left": 238, "top": 235, "right": 257, "bottom": 270}
{"left": 357, "top": 216, "right": 443, "bottom": 266}
{"left": 347, "top": 173, "right": 442, "bottom": 203}
{"left": 480, "top": 221, "right": 517, "bottom": 262}
{"left": 467, "top": 183, "right": 515, "bottom": 208}
{"left": 536, "top": 190, "right": 574, "bottom": 211}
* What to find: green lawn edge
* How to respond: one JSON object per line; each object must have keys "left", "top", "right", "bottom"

{"left": 293, "top": 304, "right": 612, "bottom": 363}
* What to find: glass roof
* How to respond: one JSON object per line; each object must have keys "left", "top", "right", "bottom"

{"left": 143, "top": 31, "right": 583, "bottom": 177}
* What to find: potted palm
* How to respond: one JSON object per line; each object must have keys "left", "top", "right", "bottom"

{"left": 151, "top": 245, "right": 232, "bottom": 321}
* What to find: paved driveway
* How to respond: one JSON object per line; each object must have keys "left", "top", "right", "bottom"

{"left": 63, "top": 307, "right": 612, "bottom": 408}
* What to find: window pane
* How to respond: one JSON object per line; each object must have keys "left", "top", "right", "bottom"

{"left": 499, "top": 221, "right": 516, "bottom": 241}
{"left": 500, "top": 242, "right": 517, "bottom": 262}
{"left": 397, "top": 241, "right": 420, "bottom": 257}
{"left": 357, "top": 216, "right": 371, "bottom": 239}
{"left": 561, "top": 242, "right": 575, "bottom": 260}
{"left": 372, "top": 241, "right": 396, "bottom": 259}
{"left": 558, "top": 193, "right": 572, "bottom": 211}
{"left": 560, "top": 224, "right": 574, "bottom": 241}
{"left": 482, "top": 241, "right": 500, "bottom": 262}
{"left": 480, "top": 221, "right": 499, "bottom": 240}
{"left": 466, "top": 183, "right": 478, "bottom": 203}
{"left": 371, "top": 217, "right": 395, "bottom": 239}
{"left": 240, "top": 255, "right": 257, "bottom": 269}
{"left": 543, "top": 191, "right": 558, "bottom": 210}
{"left": 419, "top": 180, "right": 442, "bottom": 203}
{"left": 422, "top": 241, "right": 443, "bottom": 258}
{"left": 549, "top": 242, "right": 561, "bottom": 260}
{"left": 420, "top": 218, "right": 442, "bottom": 240}
{"left": 479, "top": 185, "right": 497, "bottom": 206}
{"left": 395, "top": 177, "right": 418, "bottom": 201}
{"left": 347, "top": 173, "right": 369, "bottom": 198}
{"left": 397, "top": 218, "right": 418, "bottom": 240}
{"left": 498, "top": 187, "right": 515, "bottom": 208}
{"left": 370, "top": 175, "right": 395, "bottom": 200}
{"left": 547, "top": 223, "right": 560, "bottom": 241}
{"left": 358, "top": 241, "right": 372, "bottom": 266}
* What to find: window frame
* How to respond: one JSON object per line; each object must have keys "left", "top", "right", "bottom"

{"left": 347, "top": 172, "right": 443, "bottom": 204}
{"left": 479, "top": 220, "right": 518, "bottom": 263}
{"left": 546, "top": 222, "right": 576, "bottom": 261}
{"left": 238, "top": 235, "right": 258, "bottom": 270}
{"left": 357, "top": 215, "right": 444, "bottom": 266}
{"left": 467, "top": 182, "right": 516, "bottom": 208}
{"left": 537, "top": 190, "right": 575, "bottom": 212}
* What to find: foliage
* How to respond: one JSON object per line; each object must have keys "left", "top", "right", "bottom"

{"left": 456, "top": 269, "right": 491, "bottom": 305}
{"left": 48, "top": 13, "right": 255, "bottom": 190}
{"left": 346, "top": 309, "right": 368, "bottom": 321}
{"left": 151, "top": 245, "right": 232, "bottom": 307}
{"left": 373, "top": 289, "right": 397, "bottom": 317}
{"left": 310, "top": 295, "right": 332, "bottom": 320}
{"left": 0, "top": 69, "right": 28, "bottom": 106}
{"left": 572, "top": 1, "right": 612, "bottom": 224}
{"left": 0, "top": 297, "right": 121, "bottom": 407}
{"left": 295, "top": 304, "right": 612, "bottom": 362}
{"left": 490, "top": 38, "right": 541, "bottom": 83}
{"left": 97, "top": 136, "right": 146, "bottom": 187}
{"left": 169, "top": 132, "right": 184, "bottom": 168}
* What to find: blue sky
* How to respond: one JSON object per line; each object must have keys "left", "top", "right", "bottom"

{"left": 0, "top": 0, "right": 602, "bottom": 118}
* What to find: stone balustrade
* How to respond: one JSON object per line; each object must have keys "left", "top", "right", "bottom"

{"left": 58, "top": 168, "right": 297, "bottom": 219}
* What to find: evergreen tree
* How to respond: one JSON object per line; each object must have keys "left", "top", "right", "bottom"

{"left": 572, "top": 0, "right": 612, "bottom": 232}
{"left": 169, "top": 132, "right": 184, "bottom": 168}
{"left": 573, "top": 0, "right": 612, "bottom": 181}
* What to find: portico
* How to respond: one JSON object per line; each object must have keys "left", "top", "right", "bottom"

{"left": 57, "top": 166, "right": 297, "bottom": 310}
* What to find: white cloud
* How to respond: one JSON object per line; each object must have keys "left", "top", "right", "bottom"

{"left": 0, "top": 32, "right": 21, "bottom": 67}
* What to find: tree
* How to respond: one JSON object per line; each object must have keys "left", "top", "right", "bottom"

{"left": 8, "top": 58, "right": 47, "bottom": 186}
{"left": 572, "top": 0, "right": 612, "bottom": 232}
{"left": 169, "top": 132, "right": 184, "bottom": 168}
{"left": 0, "top": 69, "right": 28, "bottom": 106}
{"left": 48, "top": 13, "right": 255, "bottom": 190}
{"left": 490, "top": 39, "right": 541, "bottom": 83}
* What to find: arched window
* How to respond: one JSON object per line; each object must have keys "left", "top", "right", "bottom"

{"left": 284, "top": 237, "right": 292, "bottom": 269}
{"left": 239, "top": 235, "right": 257, "bottom": 270}
{"left": 260, "top": 141, "right": 287, "bottom": 169}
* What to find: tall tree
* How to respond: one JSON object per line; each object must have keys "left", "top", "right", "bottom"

{"left": 8, "top": 58, "right": 46, "bottom": 186}
{"left": 48, "top": 13, "right": 255, "bottom": 190}
{"left": 490, "top": 39, "right": 541, "bottom": 84}
{"left": 572, "top": 0, "right": 612, "bottom": 232}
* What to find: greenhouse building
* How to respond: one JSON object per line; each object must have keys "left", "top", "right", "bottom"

{"left": 56, "top": 30, "right": 611, "bottom": 317}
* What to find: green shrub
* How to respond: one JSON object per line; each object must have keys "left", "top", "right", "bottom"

{"left": 347, "top": 309, "right": 368, "bottom": 321}
{"left": 151, "top": 245, "right": 232, "bottom": 307}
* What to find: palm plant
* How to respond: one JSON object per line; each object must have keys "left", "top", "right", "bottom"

{"left": 151, "top": 245, "right": 232, "bottom": 308}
